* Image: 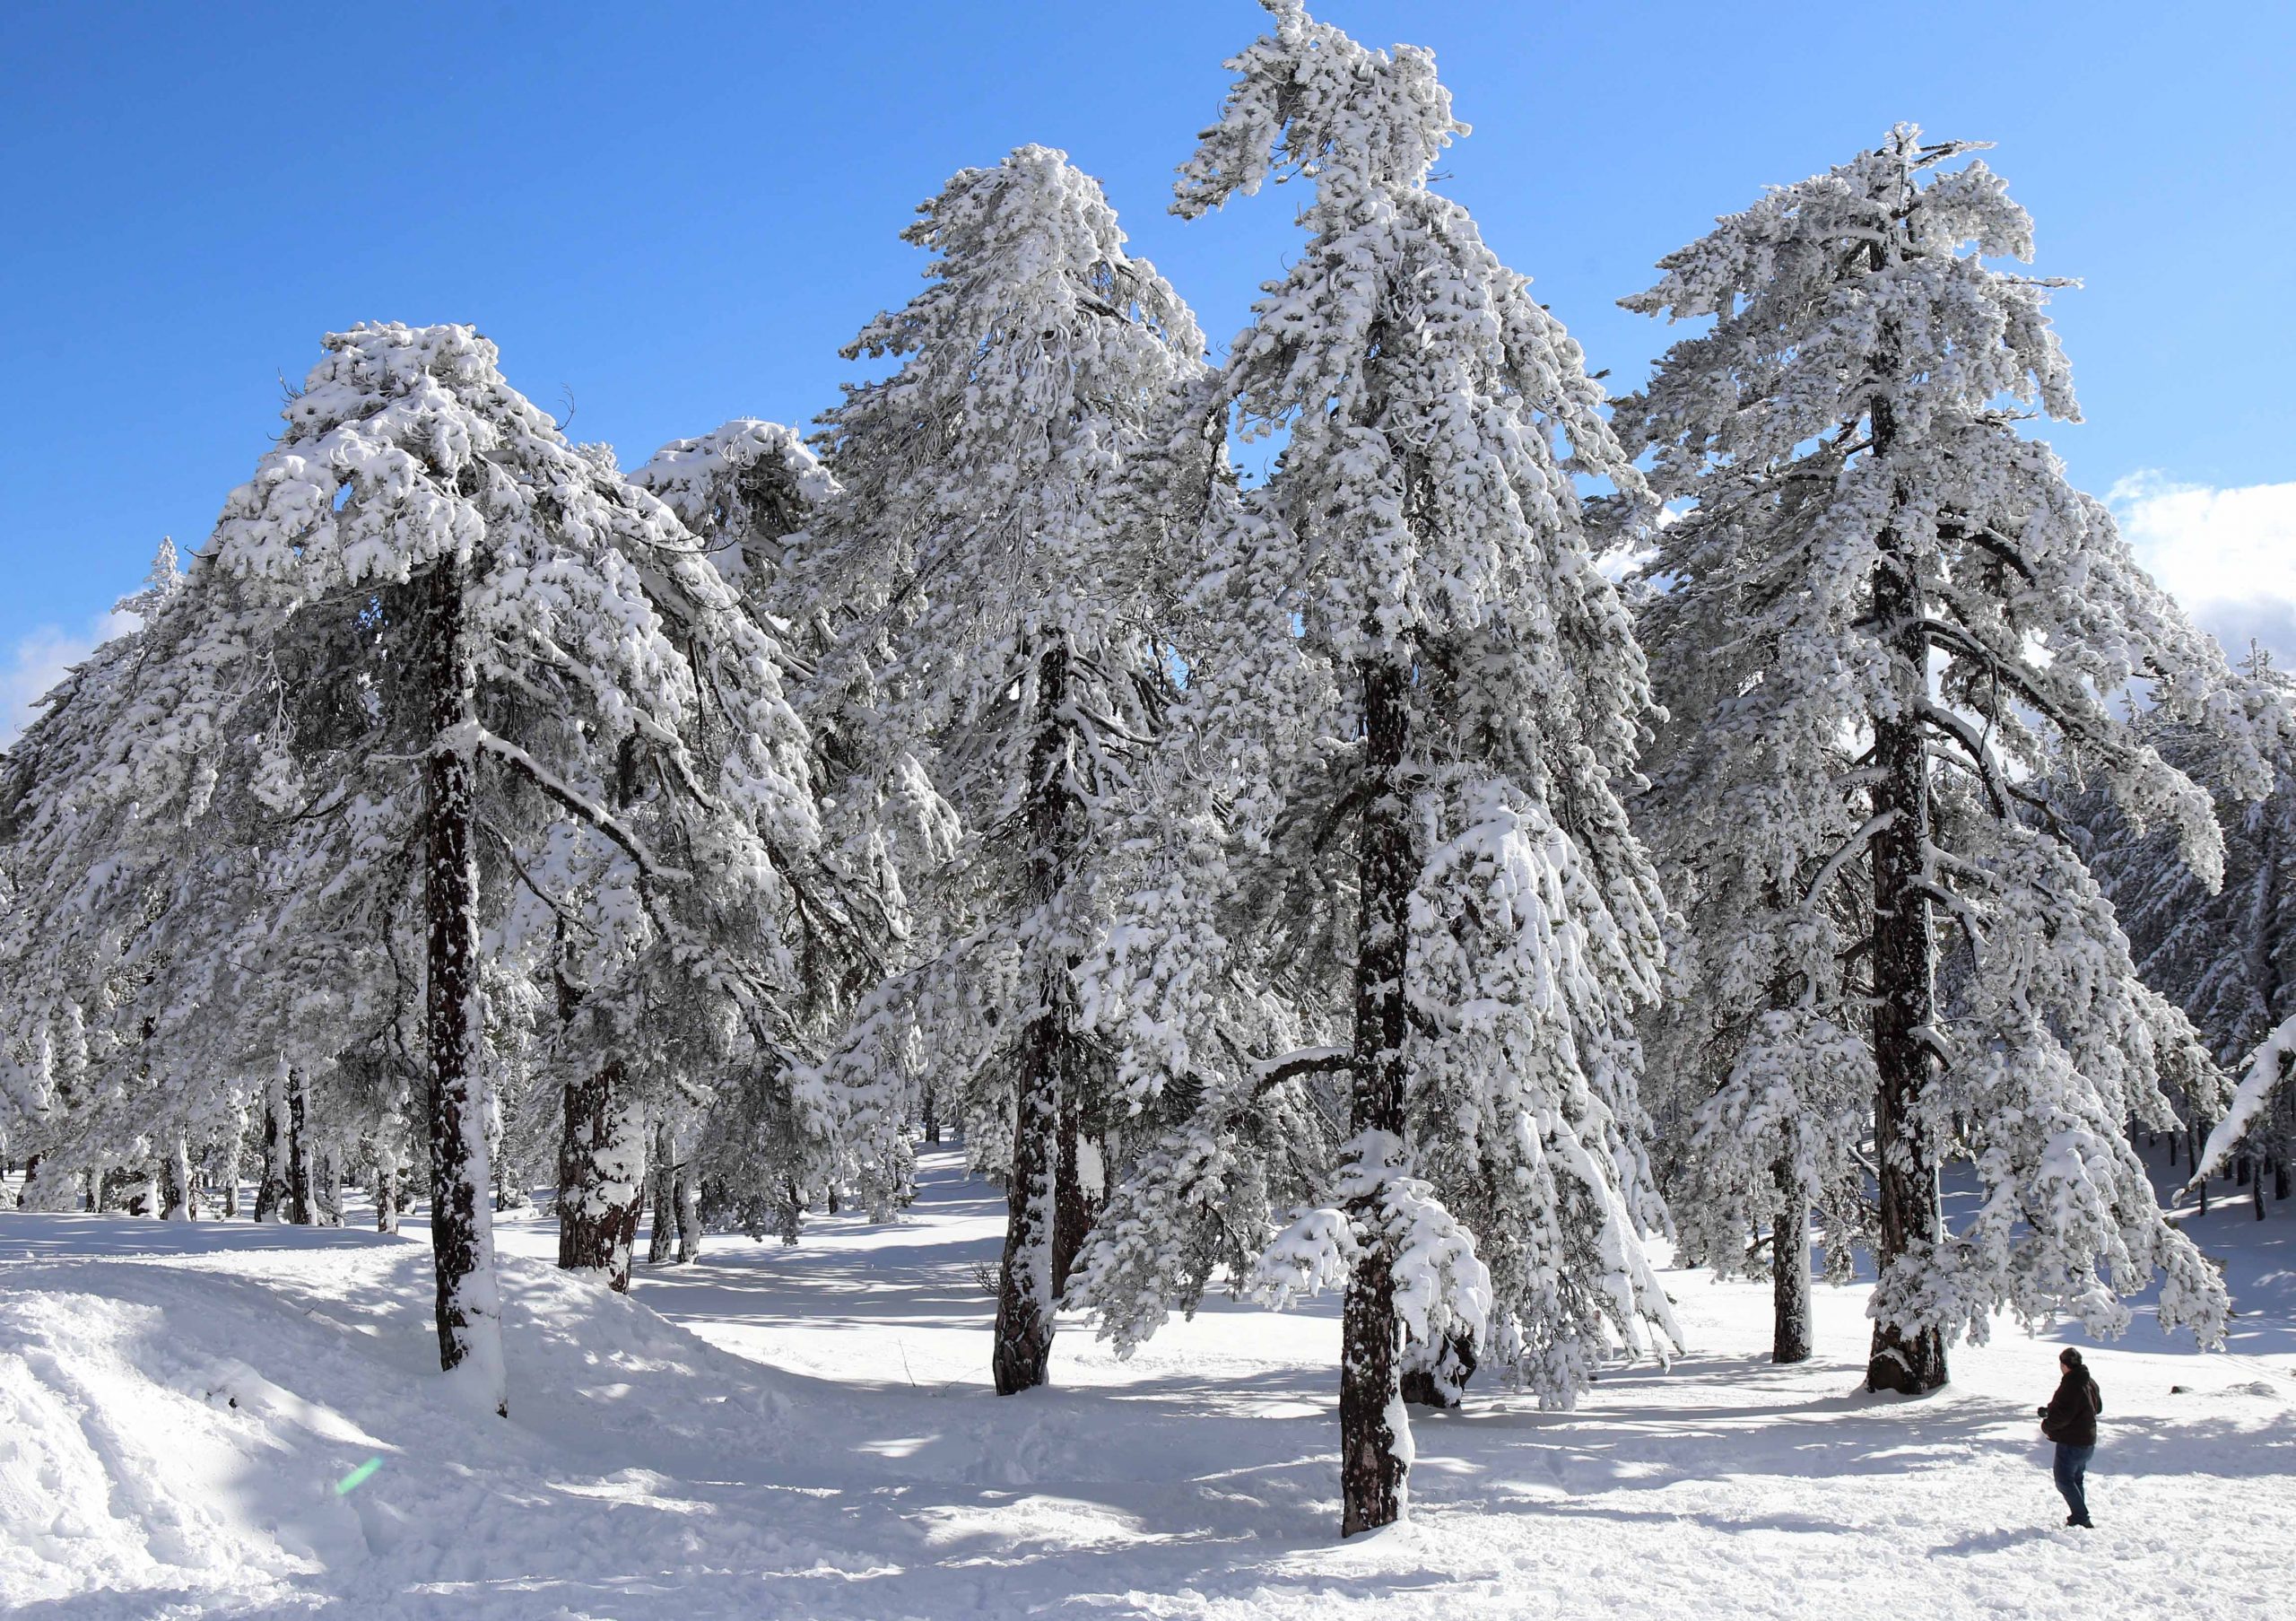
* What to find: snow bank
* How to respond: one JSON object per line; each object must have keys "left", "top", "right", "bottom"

{"left": 3, "top": 1155, "right": 2292, "bottom": 1620}
{"left": 0, "top": 1237, "right": 826, "bottom": 1617}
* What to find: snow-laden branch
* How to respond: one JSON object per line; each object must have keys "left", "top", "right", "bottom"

{"left": 2191, "top": 1015, "right": 2296, "bottom": 1187}
{"left": 1252, "top": 1045, "right": 1351, "bottom": 1089}
{"left": 454, "top": 724, "right": 688, "bottom": 885}
{"left": 1800, "top": 810, "right": 1898, "bottom": 907}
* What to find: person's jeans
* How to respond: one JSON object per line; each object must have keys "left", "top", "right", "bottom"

{"left": 2053, "top": 1442, "right": 2094, "bottom": 1525}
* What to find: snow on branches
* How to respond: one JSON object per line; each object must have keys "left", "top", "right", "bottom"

{"left": 1623, "top": 127, "right": 2291, "bottom": 1386}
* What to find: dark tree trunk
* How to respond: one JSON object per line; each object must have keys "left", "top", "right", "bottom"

{"left": 922, "top": 1090, "right": 940, "bottom": 1145}
{"left": 318, "top": 1147, "right": 345, "bottom": 1227}
{"left": 2275, "top": 1155, "right": 2291, "bottom": 1203}
{"left": 254, "top": 1082, "right": 288, "bottom": 1223}
{"left": 2196, "top": 1119, "right": 2211, "bottom": 1216}
{"left": 648, "top": 1119, "right": 677, "bottom": 1265}
{"left": 995, "top": 987, "right": 1063, "bottom": 1390}
{"left": 286, "top": 1068, "right": 314, "bottom": 1225}
{"left": 1341, "top": 653, "right": 1413, "bottom": 1535}
{"left": 556, "top": 1062, "right": 644, "bottom": 1292}
{"left": 16, "top": 1154, "right": 36, "bottom": 1209}
{"left": 994, "top": 641, "right": 1083, "bottom": 1395}
{"left": 1864, "top": 389, "right": 1949, "bottom": 1398}
{"left": 1772, "top": 1160, "right": 1813, "bottom": 1364}
{"left": 1051, "top": 1077, "right": 1092, "bottom": 1299}
{"left": 376, "top": 1160, "right": 400, "bottom": 1233}
{"left": 422, "top": 559, "right": 506, "bottom": 1413}
{"left": 674, "top": 1165, "right": 702, "bottom": 1263}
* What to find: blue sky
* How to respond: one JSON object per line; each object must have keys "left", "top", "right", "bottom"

{"left": 4, "top": 1, "right": 2292, "bottom": 737}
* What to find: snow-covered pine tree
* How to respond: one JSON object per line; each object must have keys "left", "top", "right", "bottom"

{"left": 0, "top": 541, "right": 276, "bottom": 1219}
{"left": 1081, "top": 0, "right": 1677, "bottom": 1534}
{"left": 14, "top": 323, "right": 830, "bottom": 1412}
{"left": 790, "top": 144, "right": 1205, "bottom": 1394}
{"left": 2074, "top": 650, "right": 2296, "bottom": 1200}
{"left": 509, "top": 434, "right": 841, "bottom": 1294}
{"left": 1629, "top": 434, "right": 1884, "bottom": 1366}
{"left": 633, "top": 418, "right": 914, "bottom": 1253}
{"left": 1620, "top": 127, "right": 2289, "bottom": 1393}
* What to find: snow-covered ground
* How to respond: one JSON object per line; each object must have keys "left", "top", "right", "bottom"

{"left": 3, "top": 1149, "right": 2290, "bottom": 1619}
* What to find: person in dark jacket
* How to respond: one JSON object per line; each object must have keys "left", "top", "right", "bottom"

{"left": 2039, "top": 1346, "right": 2103, "bottom": 1527}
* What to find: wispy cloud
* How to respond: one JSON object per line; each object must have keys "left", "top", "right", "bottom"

{"left": 0, "top": 610, "right": 141, "bottom": 752}
{"left": 2111, "top": 474, "right": 2296, "bottom": 668}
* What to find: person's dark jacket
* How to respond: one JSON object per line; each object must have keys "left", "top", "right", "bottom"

{"left": 2040, "top": 1367, "right": 2103, "bottom": 1447}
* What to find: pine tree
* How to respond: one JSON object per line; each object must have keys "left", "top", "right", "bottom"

{"left": 632, "top": 416, "right": 905, "bottom": 1256}
{"left": 791, "top": 145, "right": 1205, "bottom": 1393}
{"left": 0, "top": 541, "right": 269, "bottom": 1216}
{"left": 1080, "top": 1, "right": 1676, "bottom": 1534}
{"left": 1620, "top": 128, "right": 2287, "bottom": 1392}
{"left": 3, "top": 324, "right": 830, "bottom": 1414}
{"left": 2075, "top": 651, "right": 2296, "bottom": 1198}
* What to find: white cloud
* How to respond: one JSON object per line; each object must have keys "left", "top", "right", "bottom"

{"left": 0, "top": 609, "right": 142, "bottom": 752}
{"left": 2110, "top": 473, "right": 2296, "bottom": 668}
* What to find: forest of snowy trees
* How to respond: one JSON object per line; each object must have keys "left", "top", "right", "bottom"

{"left": 4, "top": 0, "right": 2292, "bottom": 1539}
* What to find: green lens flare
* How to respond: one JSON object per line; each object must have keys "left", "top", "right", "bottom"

{"left": 333, "top": 1456, "right": 384, "bottom": 1495}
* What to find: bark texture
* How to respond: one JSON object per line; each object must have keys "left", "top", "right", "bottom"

{"left": 994, "top": 641, "right": 1081, "bottom": 1395}
{"left": 648, "top": 1120, "right": 677, "bottom": 1265}
{"left": 1050, "top": 1080, "right": 1092, "bottom": 1299}
{"left": 422, "top": 559, "right": 507, "bottom": 1412}
{"left": 254, "top": 1082, "right": 289, "bottom": 1223}
{"left": 1771, "top": 1162, "right": 1813, "bottom": 1365}
{"left": 1340, "top": 654, "right": 1412, "bottom": 1535}
{"left": 286, "top": 1068, "right": 314, "bottom": 1225}
{"left": 1864, "top": 514, "right": 1949, "bottom": 1396}
{"left": 556, "top": 1062, "right": 645, "bottom": 1293}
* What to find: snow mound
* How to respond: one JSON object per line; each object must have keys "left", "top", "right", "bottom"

{"left": 0, "top": 1240, "right": 823, "bottom": 1615}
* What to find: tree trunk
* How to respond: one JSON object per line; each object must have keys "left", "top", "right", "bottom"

{"left": 286, "top": 1067, "right": 314, "bottom": 1225}
{"left": 674, "top": 1164, "right": 702, "bottom": 1263}
{"left": 993, "top": 641, "right": 1082, "bottom": 1395}
{"left": 1051, "top": 1077, "right": 1091, "bottom": 1299}
{"left": 995, "top": 1003, "right": 1063, "bottom": 1392}
{"left": 1341, "top": 653, "right": 1413, "bottom": 1535}
{"left": 422, "top": 558, "right": 508, "bottom": 1415}
{"left": 159, "top": 1133, "right": 196, "bottom": 1221}
{"left": 2196, "top": 1119, "right": 2212, "bottom": 1216}
{"left": 922, "top": 1090, "right": 940, "bottom": 1145}
{"left": 648, "top": 1119, "right": 677, "bottom": 1265}
{"left": 556, "top": 1062, "right": 646, "bottom": 1293}
{"left": 16, "top": 1154, "right": 37, "bottom": 1210}
{"left": 1864, "top": 410, "right": 1949, "bottom": 1398}
{"left": 377, "top": 1159, "right": 400, "bottom": 1234}
{"left": 254, "top": 1076, "right": 289, "bottom": 1223}
{"left": 319, "top": 1146, "right": 345, "bottom": 1227}
{"left": 1772, "top": 1161, "right": 1813, "bottom": 1364}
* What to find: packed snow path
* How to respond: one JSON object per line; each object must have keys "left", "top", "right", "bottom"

{"left": 4, "top": 1151, "right": 2291, "bottom": 1619}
